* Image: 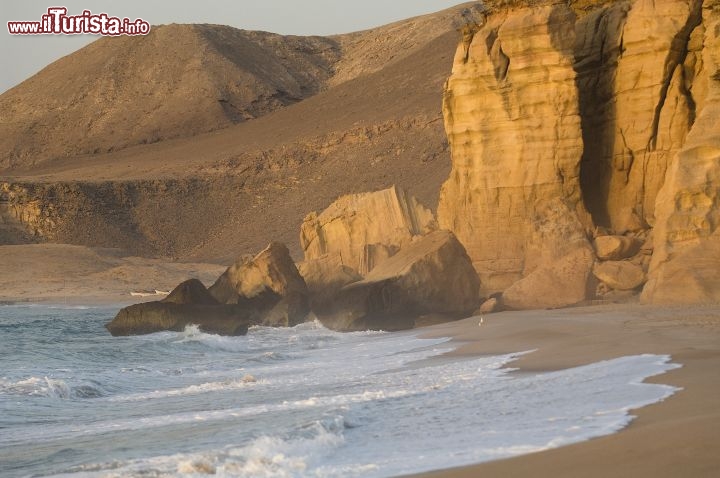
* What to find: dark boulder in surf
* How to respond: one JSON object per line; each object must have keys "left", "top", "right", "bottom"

{"left": 106, "top": 279, "right": 257, "bottom": 336}
{"left": 208, "top": 242, "right": 310, "bottom": 327}
{"left": 314, "top": 230, "right": 480, "bottom": 331}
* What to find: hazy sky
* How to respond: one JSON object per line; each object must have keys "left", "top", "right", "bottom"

{"left": 1, "top": 0, "right": 465, "bottom": 93}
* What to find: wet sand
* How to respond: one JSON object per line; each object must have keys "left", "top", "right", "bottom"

{"left": 410, "top": 304, "right": 720, "bottom": 478}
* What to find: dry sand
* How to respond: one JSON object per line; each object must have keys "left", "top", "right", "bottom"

{"left": 0, "top": 244, "right": 225, "bottom": 305}
{"left": 410, "top": 304, "right": 720, "bottom": 477}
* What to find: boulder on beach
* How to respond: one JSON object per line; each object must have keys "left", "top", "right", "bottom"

{"left": 315, "top": 230, "right": 480, "bottom": 331}
{"left": 300, "top": 185, "right": 437, "bottom": 273}
{"left": 208, "top": 242, "right": 310, "bottom": 327}
{"left": 502, "top": 245, "right": 595, "bottom": 310}
{"left": 105, "top": 279, "right": 256, "bottom": 336}
{"left": 593, "top": 260, "right": 647, "bottom": 291}
{"left": 297, "top": 252, "right": 363, "bottom": 312}
{"left": 593, "top": 235, "right": 640, "bottom": 261}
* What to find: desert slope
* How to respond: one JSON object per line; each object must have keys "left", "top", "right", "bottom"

{"left": 0, "top": 4, "right": 474, "bottom": 261}
{"left": 0, "top": 3, "right": 480, "bottom": 171}
{"left": 0, "top": 24, "right": 340, "bottom": 169}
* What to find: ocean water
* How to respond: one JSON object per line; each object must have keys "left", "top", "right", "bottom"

{"left": 0, "top": 304, "right": 680, "bottom": 478}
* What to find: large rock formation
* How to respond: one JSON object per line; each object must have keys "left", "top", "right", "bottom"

{"left": 106, "top": 279, "right": 254, "bottom": 336}
{"left": 209, "top": 242, "right": 310, "bottom": 327}
{"left": 437, "top": 3, "right": 588, "bottom": 296}
{"left": 576, "top": 0, "right": 704, "bottom": 233}
{"left": 437, "top": 0, "right": 720, "bottom": 306}
{"left": 300, "top": 186, "right": 437, "bottom": 273}
{"left": 297, "top": 253, "right": 363, "bottom": 313}
{"left": 315, "top": 230, "right": 480, "bottom": 331}
{"left": 642, "top": 2, "right": 720, "bottom": 304}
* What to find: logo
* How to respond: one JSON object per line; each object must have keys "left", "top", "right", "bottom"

{"left": 8, "top": 7, "right": 150, "bottom": 36}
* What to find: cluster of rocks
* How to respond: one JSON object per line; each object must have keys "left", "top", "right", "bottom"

{"left": 106, "top": 242, "right": 310, "bottom": 336}
{"left": 591, "top": 232, "right": 650, "bottom": 301}
{"left": 106, "top": 186, "right": 481, "bottom": 336}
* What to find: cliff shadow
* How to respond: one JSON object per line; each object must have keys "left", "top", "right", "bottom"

{"left": 573, "top": 2, "right": 631, "bottom": 230}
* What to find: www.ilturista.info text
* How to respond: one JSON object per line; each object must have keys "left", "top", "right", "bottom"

{"left": 7, "top": 7, "right": 150, "bottom": 35}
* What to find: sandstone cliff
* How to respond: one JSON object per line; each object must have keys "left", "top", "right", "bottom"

{"left": 437, "top": 2, "right": 589, "bottom": 299}
{"left": 439, "top": 0, "right": 719, "bottom": 306}
{"left": 642, "top": 2, "right": 720, "bottom": 303}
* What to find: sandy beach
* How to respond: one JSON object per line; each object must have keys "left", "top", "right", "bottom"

{"left": 2, "top": 245, "right": 718, "bottom": 476}
{"left": 0, "top": 244, "right": 225, "bottom": 305}
{"left": 410, "top": 304, "right": 720, "bottom": 477}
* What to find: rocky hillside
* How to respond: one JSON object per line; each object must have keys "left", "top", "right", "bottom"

{"left": 2, "top": 0, "right": 718, "bottom": 307}
{"left": 0, "top": 4, "right": 480, "bottom": 171}
{"left": 0, "top": 25, "right": 340, "bottom": 169}
{"left": 0, "top": 4, "right": 475, "bottom": 261}
{"left": 438, "top": 0, "right": 719, "bottom": 304}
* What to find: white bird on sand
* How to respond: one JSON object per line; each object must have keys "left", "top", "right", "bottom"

{"left": 478, "top": 315, "right": 484, "bottom": 326}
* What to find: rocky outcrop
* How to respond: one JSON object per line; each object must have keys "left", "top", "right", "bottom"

{"left": 642, "top": 2, "right": 720, "bottom": 304}
{"left": 106, "top": 279, "right": 254, "bottom": 336}
{"left": 300, "top": 186, "right": 437, "bottom": 273}
{"left": 209, "top": 242, "right": 310, "bottom": 327}
{"left": 107, "top": 242, "right": 311, "bottom": 336}
{"left": 437, "top": 0, "right": 720, "bottom": 306}
{"left": 315, "top": 230, "right": 480, "bottom": 331}
{"left": 162, "top": 278, "right": 219, "bottom": 305}
{"left": 297, "top": 253, "right": 363, "bottom": 313}
{"left": 437, "top": 3, "right": 588, "bottom": 297}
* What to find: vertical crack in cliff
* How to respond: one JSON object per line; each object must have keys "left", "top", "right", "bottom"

{"left": 461, "top": 24, "right": 478, "bottom": 63}
{"left": 679, "top": 56, "right": 698, "bottom": 127}
{"left": 646, "top": 0, "right": 703, "bottom": 152}
{"left": 485, "top": 28, "right": 511, "bottom": 83}
{"left": 576, "top": 3, "right": 631, "bottom": 229}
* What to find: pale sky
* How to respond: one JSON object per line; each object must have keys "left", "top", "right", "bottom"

{"left": 1, "top": 0, "right": 465, "bottom": 94}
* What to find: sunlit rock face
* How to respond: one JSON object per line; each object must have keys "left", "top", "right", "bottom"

{"left": 438, "top": 0, "right": 720, "bottom": 306}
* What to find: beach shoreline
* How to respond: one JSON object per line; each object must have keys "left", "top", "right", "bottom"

{"left": 407, "top": 304, "right": 720, "bottom": 478}
{"left": 4, "top": 258, "right": 718, "bottom": 477}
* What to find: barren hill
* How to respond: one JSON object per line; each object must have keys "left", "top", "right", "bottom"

{"left": 0, "top": 4, "right": 479, "bottom": 171}
{"left": 0, "top": 3, "right": 477, "bottom": 261}
{"left": 0, "top": 24, "right": 340, "bottom": 169}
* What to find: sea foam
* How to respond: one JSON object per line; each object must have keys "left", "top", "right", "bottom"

{"left": 0, "top": 305, "right": 680, "bottom": 478}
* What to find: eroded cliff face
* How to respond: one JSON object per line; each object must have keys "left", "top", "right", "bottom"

{"left": 576, "top": 0, "right": 704, "bottom": 233}
{"left": 437, "top": 3, "right": 590, "bottom": 297}
{"left": 642, "top": 3, "right": 720, "bottom": 303}
{"left": 439, "top": 0, "right": 720, "bottom": 305}
{"left": 300, "top": 186, "right": 438, "bottom": 274}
